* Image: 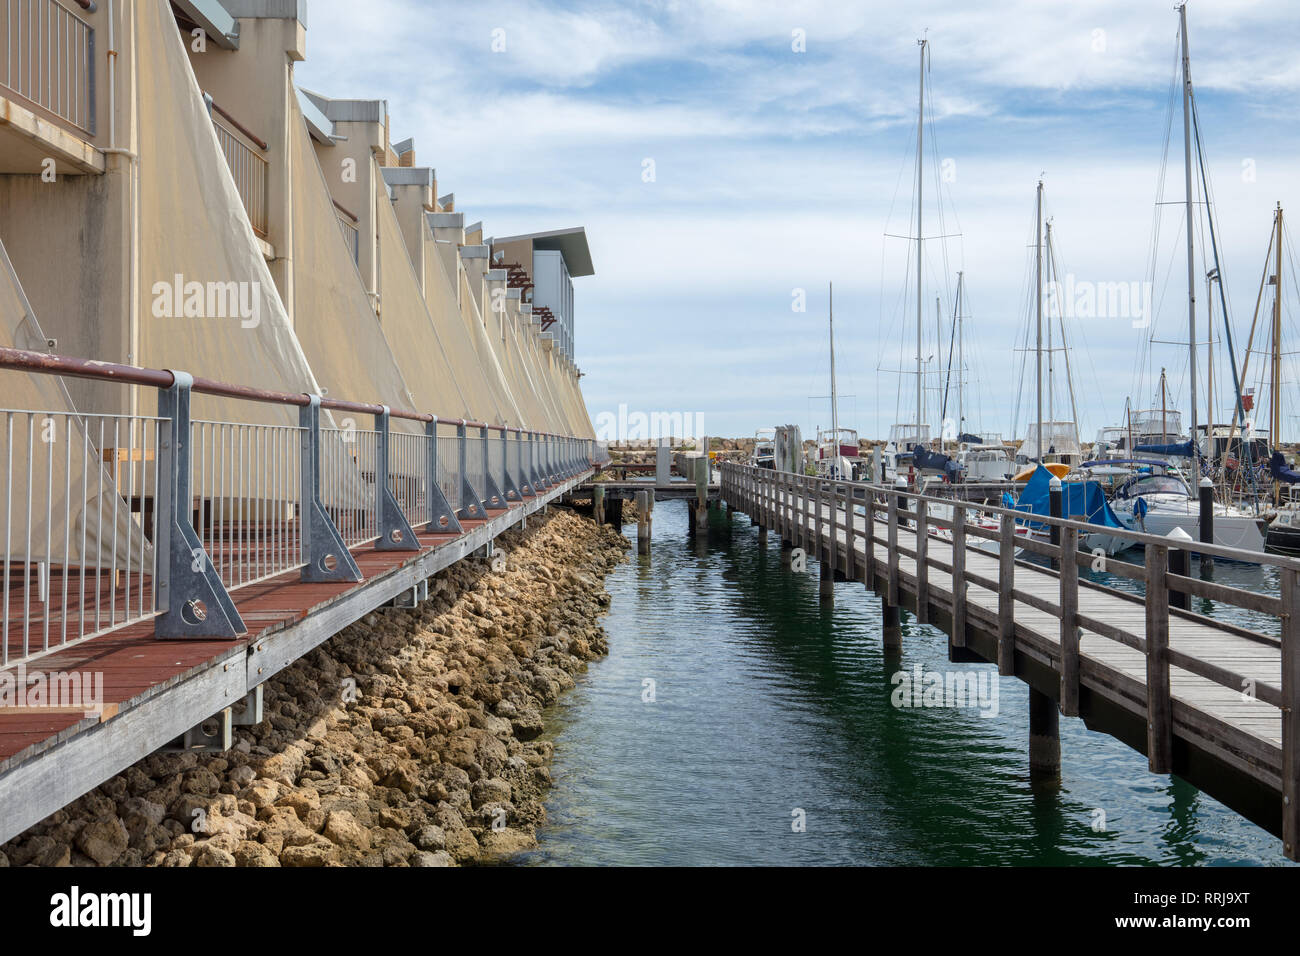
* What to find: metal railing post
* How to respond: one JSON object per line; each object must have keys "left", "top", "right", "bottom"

{"left": 457, "top": 422, "right": 482, "bottom": 518}
{"left": 425, "top": 416, "right": 462, "bottom": 533}
{"left": 374, "top": 407, "right": 420, "bottom": 551}
{"left": 482, "top": 426, "right": 506, "bottom": 510}
{"left": 527, "top": 432, "right": 542, "bottom": 490}
{"left": 300, "top": 396, "right": 362, "bottom": 582}
{"left": 155, "top": 371, "right": 245, "bottom": 638}
{"left": 500, "top": 427, "right": 522, "bottom": 501}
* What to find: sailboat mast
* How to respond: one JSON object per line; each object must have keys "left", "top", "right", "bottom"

{"left": 935, "top": 295, "right": 942, "bottom": 448}
{"left": 1272, "top": 205, "right": 1283, "bottom": 445}
{"left": 1179, "top": 3, "right": 1200, "bottom": 479}
{"left": 1273, "top": 204, "right": 1283, "bottom": 495}
{"left": 1047, "top": 220, "right": 1055, "bottom": 430}
{"left": 957, "top": 271, "right": 964, "bottom": 440}
{"left": 1161, "top": 368, "right": 1168, "bottom": 442}
{"left": 829, "top": 281, "right": 839, "bottom": 444}
{"left": 916, "top": 37, "right": 926, "bottom": 440}
{"left": 1036, "top": 179, "right": 1044, "bottom": 462}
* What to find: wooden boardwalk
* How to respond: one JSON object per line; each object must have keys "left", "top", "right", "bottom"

{"left": 0, "top": 471, "right": 591, "bottom": 844}
{"left": 722, "top": 463, "right": 1300, "bottom": 861}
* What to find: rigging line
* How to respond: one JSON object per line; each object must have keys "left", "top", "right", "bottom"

{"left": 1190, "top": 89, "right": 1252, "bottom": 475}
{"left": 1137, "top": 33, "right": 1182, "bottom": 404}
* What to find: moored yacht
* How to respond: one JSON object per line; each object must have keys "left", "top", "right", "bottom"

{"left": 1108, "top": 465, "right": 1267, "bottom": 556}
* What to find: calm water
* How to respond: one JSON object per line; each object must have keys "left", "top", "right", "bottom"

{"left": 518, "top": 500, "right": 1291, "bottom": 866}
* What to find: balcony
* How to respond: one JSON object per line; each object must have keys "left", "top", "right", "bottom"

{"left": 207, "top": 96, "right": 269, "bottom": 238}
{"left": 1, "top": 0, "right": 95, "bottom": 135}
{"left": 334, "top": 198, "right": 359, "bottom": 263}
{"left": 0, "top": 0, "right": 102, "bottom": 174}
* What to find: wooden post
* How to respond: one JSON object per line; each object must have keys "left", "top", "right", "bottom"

{"left": 593, "top": 484, "right": 605, "bottom": 525}
{"left": 882, "top": 601, "right": 902, "bottom": 649}
{"left": 1059, "top": 524, "right": 1079, "bottom": 717}
{"left": 636, "top": 490, "right": 652, "bottom": 555}
{"left": 998, "top": 512, "right": 1015, "bottom": 676}
{"left": 816, "top": 478, "right": 826, "bottom": 568}
{"left": 951, "top": 501, "right": 966, "bottom": 648}
{"left": 827, "top": 481, "right": 838, "bottom": 577}
{"left": 694, "top": 457, "right": 708, "bottom": 530}
{"left": 915, "top": 498, "right": 929, "bottom": 624}
{"left": 843, "top": 485, "right": 856, "bottom": 582}
{"left": 1145, "top": 543, "right": 1172, "bottom": 774}
{"left": 1168, "top": 527, "right": 1192, "bottom": 610}
{"left": 1029, "top": 686, "right": 1061, "bottom": 779}
{"left": 864, "top": 490, "right": 876, "bottom": 589}
{"left": 1282, "top": 569, "right": 1299, "bottom": 860}
{"left": 820, "top": 559, "right": 834, "bottom": 602}
{"left": 887, "top": 492, "right": 900, "bottom": 608}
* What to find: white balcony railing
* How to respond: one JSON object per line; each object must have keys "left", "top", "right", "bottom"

{"left": 0, "top": 0, "right": 96, "bottom": 135}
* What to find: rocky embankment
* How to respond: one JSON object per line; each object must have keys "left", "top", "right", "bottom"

{"left": 0, "top": 508, "right": 628, "bottom": 867}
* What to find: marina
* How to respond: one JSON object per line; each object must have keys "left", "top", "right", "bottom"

{"left": 1, "top": 0, "right": 1299, "bottom": 918}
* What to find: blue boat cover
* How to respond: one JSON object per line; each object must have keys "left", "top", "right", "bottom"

{"left": 1134, "top": 440, "right": 1195, "bottom": 457}
{"left": 1012, "top": 464, "right": 1126, "bottom": 532}
{"left": 912, "top": 446, "right": 962, "bottom": 481}
{"left": 1271, "top": 451, "right": 1300, "bottom": 484}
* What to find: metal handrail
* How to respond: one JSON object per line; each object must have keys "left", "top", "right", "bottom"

{"left": 0, "top": 345, "right": 594, "bottom": 666}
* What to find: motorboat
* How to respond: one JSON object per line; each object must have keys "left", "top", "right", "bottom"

{"left": 1108, "top": 465, "right": 1267, "bottom": 556}
{"left": 751, "top": 428, "right": 776, "bottom": 470}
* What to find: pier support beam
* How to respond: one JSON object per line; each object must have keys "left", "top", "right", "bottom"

{"left": 1029, "top": 687, "right": 1061, "bottom": 780}
{"left": 758, "top": 524, "right": 768, "bottom": 547}
{"left": 780, "top": 538, "right": 793, "bottom": 567}
{"left": 593, "top": 484, "right": 605, "bottom": 525}
{"left": 882, "top": 602, "right": 901, "bottom": 649}
{"left": 819, "top": 560, "right": 834, "bottom": 603}
{"left": 636, "top": 490, "right": 652, "bottom": 555}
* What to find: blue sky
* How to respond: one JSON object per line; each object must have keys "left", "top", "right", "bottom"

{"left": 296, "top": 0, "right": 1300, "bottom": 442}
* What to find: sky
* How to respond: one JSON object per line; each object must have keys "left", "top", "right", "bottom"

{"left": 296, "top": 0, "right": 1300, "bottom": 443}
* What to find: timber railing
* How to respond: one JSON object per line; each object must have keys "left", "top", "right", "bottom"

{"left": 721, "top": 461, "right": 1300, "bottom": 861}
{"left": 0, "top": 345, "right": 594, "bottom": 669}
{"left": 0, "top": 0, "right": 96, "bottom": 135}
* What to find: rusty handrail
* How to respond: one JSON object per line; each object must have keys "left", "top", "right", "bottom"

{"left": 0, "top": 345, "right": 580, "bottom": 438}
{"left": 207, "top": 97, "right": 268, "bottom": 151}
{"left": 332, "top": 198, "right": 358, "bottom": 223}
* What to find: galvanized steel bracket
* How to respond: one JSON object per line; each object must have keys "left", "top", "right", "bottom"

{"left": 155, "top": 373, "right": 245, "bottom": 639}
{"left": 374, "top": 407, "right": 420, "bottom": 551}
{"left": 300, "top": 397, "right": 363, "bottom": 582}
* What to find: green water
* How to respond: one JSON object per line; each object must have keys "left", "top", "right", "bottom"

{"left": 519, "top": 500, "right": 1291, "bottom": 866}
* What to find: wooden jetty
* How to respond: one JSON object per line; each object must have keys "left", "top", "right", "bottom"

{"left": 721, "top": 462, "right": 1300, "bottom": 861}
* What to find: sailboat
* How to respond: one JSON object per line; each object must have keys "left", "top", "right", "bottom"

{"left": 881, "top": 37, "right": 942, "bottom": 483}
{"left": 815, "top": 282, "right": 863, "bottom": 480}
{"left": 1106, "top": 5, "right": 1266, "bottom": 556}
{"left": 1013, "top": 200, "right": 1084, "bottom": 472}
{"left": 936, "top": 271, "right": 1015, "bottom": 481}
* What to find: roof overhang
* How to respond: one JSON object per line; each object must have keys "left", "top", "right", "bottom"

{"left": 172, "top": 0, "right": 240, "bottom": 49}
{"left": 492, "top": 226, "right": 594, "bottom": 277}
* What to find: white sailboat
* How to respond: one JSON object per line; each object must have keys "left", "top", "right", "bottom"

{"left": 1107, "top": 5, "right": 1267, "bottom": 556}
{"left": 816, "top": 282, "right": 863, "bottom": 481}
